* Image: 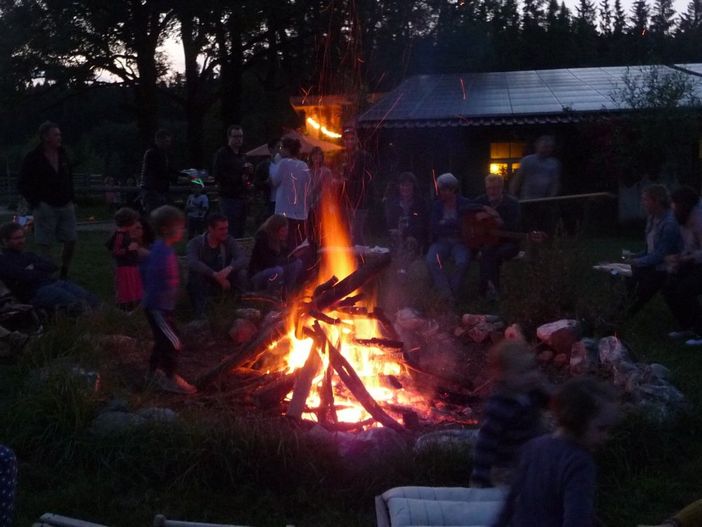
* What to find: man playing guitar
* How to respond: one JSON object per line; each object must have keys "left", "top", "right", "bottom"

{"left": 472, "top": 175, "right": 523, "bottom": 299}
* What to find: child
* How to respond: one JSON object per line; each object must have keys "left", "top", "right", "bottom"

{"left": 106, "top": 207, "right": 143, "bottom": 311}
{"left": 494, "top": 377, "right": 619, "bottom": 527}
{"left": 185, "top": 180, "right": 209, "bottom": 239}
{"left": 470, "top": 340, "right": 550, "bottom": 488}
{"left": 142, "top": 205, "right": 196, "bottom": 395}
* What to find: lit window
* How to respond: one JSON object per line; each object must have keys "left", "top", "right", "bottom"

{"left": 489, "top": 142, "right": 525, "bottom": 178}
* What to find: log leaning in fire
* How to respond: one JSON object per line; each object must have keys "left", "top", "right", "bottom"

{"left": 354, "top": 338, "right": 404, "bottom": 349}
{"left": 312, "top": 253, "right": 391, "bottom": 311}
{"left": 253, "top": 371, "right": 299, "bottom": 409}
{"left": 312, "top": 275, "right": 338, "bottom": 298}
{"left": 196, "top": 317, "right": 287, "bottom": 389}
{"left": 313, "top": 323, "right": 405, "bottom": 432}
{"left": 286, "top": 344, "right": 322, "bottom": 419}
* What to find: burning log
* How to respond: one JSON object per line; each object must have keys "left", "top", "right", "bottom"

{"left": 312, "top": 253, "right": 391, "bottom": 311}
{"left": 307, "top": 309, "right": 342, "bottom": 326}
{"left": 312, "top": 323, "right": 405, "bottom": 432}
{"left": 337, "top": 293, "right": 365, "bottom": 307}
{"left": 196, "top": 317, "right": 287, "bottom": 389}
{"left": 253, "top": 371, "right": 299, "bottom": 409}
{"left": 286, "top": 344, "right": 322, "bottom": 419}
{"left": 318, "top": 358, "right": 337, "bottom": 426}
{"left": 353, "top": 338, "right": 404, "bottom": 349}
{"left": 312, "top": 275, "right": 338, "bottom": 298}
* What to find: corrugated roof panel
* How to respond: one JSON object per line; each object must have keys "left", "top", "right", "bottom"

{"left": 358, "top": 64, "right": 702, "bottom": 127}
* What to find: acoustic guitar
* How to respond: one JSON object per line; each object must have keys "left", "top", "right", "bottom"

{"left": 462, "top": 212, "right": 547, "bottom": 250}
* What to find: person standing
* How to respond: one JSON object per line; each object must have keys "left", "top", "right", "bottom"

{"left": 270, "top": 137, "right": 312, "bottom": 250}
{"left": 510, "top": 135, "right": 561, "bottom": 231}
{"left": 185, "top": 180, "right": 209, "bottom": 239}
{"left": 213, "top": 124, "right": 252, "bottom": 238}
{"left": 142, "top": 205, "right": 196, "bottom": 395}
{"left": 18, "top": 121, "right": 77, "bottom": 279}
{"left": 140, "top": 129, "right": 181, "bottom": 214}
{"left": 340, "top": 127, "right": 374, "bottom": 245}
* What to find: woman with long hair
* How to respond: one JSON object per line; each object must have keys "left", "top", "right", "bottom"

{"left": 248, "top": 214, "right": 303, "bottom": 293}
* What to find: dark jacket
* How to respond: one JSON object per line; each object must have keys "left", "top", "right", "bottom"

{"left": 0, "top": 249, "right": 57, "bottom": 301}
{"left": 213, "top": 146, "right": 248, "bottom": 199}
{"left": 475, "top": 193, "right": 522, "bottom": 233}
{"left": 429, "top": 195, "right": 482, "bottom": 242}
{"left": 141, "top": 146, "right": 179, "bottom": 193}
{"left": 18, "top": 145, "right": 74, "bottom": 207}
{"left": 248, "top": 230, "right": 288, "bottom": 276}
{"left": 186, "top": 233, "right": 248, "bottom": 278}
{"left": 384, "top": 194, "right": 429, "bottom": 248}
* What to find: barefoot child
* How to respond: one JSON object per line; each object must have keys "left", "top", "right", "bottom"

{"left": 106, "top": 207, "right": 143, "bottom": 311}
{"left": 494, "top": 377, "right": 620, "bottom": 527}
{"left": 142, "top": 205, "right": 196, "bottom": 395}
{"left": 471, "top": 340, "right": 551, "bottom": 487}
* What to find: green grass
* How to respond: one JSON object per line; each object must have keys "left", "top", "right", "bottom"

{"left": 2, "top": 231, "right": 702, "bottom": 526}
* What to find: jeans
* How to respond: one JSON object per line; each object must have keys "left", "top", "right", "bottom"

{"left": 426, "top": 238, "right": 471, "bottom": 299}
{"left": 626, "top": 265, "right": 667, "bottom": 316}
{"left": 250, "top": 260, "right": 303, "bottom": 292}
{"left": 220, "top": 197, "right": 247, "bottom": 237}
{"left": 662, "top": 263, "right": 702, "bottom": 332}
{"left": 479, "top": 241, "right": 520, "bottom": 293}
{"left": 31, "top": 280, "right": 100, "bottom": 313}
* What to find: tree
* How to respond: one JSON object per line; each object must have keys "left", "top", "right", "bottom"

{"left": 599, "top": 0, "right": 613, "bottom": 34}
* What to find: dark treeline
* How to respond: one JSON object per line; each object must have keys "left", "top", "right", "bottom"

{"left": 0, "top": 0, "right": 700, "bottom": 177}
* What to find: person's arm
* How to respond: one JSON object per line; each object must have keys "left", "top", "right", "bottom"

{"left": 0, "top": 253, "right": 56, "bottom": 284}
{"left": 185, "top": 237, "right": 216, "bottom": 277}
{"left": 269, "top": 158, "right": 284, "bottom": 187}
{"left": 226, "top": 238, "right": 248, "bottom": 272}
{"left": 548, "top": 160, "right": 561, "bottom": 197}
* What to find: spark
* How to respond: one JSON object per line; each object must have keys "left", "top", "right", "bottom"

{"left": 459, "top": 78, "right": 467, "bottom": 100}
{"left": 432, "top": 168, "right": 438, "bottom": 195}
{"left": 436, "top": 253, "right": 443, "bottom": 269}
{"left": 641, "top": 29, "right": 647, "bottom": 36}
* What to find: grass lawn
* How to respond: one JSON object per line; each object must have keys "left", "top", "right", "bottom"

{"left": 1, "top": 229, "right": 702, "bottom": 526}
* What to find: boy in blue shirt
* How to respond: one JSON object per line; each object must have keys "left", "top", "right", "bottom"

{"left": 142, "top": 205, "right": 196, "bottom": 395}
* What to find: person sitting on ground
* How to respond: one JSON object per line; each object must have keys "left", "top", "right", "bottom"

{"left": 106, "top": 207, "right": 144, "bottom": 311}
{"left": 0, "top": 445, "right": 17, "bottom": 527}
{"left": 384, "top": 171, "right": 428, "bottom": 257}
{"left": 639, "top": 498, "right": 702, "bottom": 527}
{"left": 0, "top": 222, "right": 99, "bottom": 314}
{"left": 473, "top": 174, "right": 522, "bottom": 299}
{"left": 661, "top": 186, "right": 702, "bottom": 346}
{"left": 186, "top": 213, "right": 248, "bottom": 318}
{"left": 425, "top": 172, "right": 481, "bottom": 302}
{"left": 494, "top": 377, "right": 620, "bottom": 527}
{"left": 185, "top": 179, "right": 209, "bottom": 239}
{"left": 470, "top": 340, "right": 550, "bottom": 488}
{"left": 142, "top": 205, "right": 196, "bottom": 395}
{"left": 248, "top": 214, "right": 303, "bottom": 295}
{"left": 623, "top": 184, "right": 683, "bottom": 316}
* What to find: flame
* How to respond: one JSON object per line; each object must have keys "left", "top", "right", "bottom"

{"left": 275, "top": 184, "right": 423, "bottom": 427}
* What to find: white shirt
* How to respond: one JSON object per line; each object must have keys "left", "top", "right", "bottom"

{"left": 270, "top": 157, "right": 311, "bottom": 220}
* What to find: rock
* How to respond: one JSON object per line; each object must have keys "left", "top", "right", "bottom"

{"left": 90, "top": 411, "right": 147, "bottom": 435}
{"left": 467, "top": 322, "right": 493, "bottom": 343}
{"left": 414, "top": 429, "right": 479, "bottom": 452}
{"left": 553, "top": 353, "right": 569, "bottom": 368}
{"left": 569, "top": 338, "right": 599, "bottom": 375}
{"left": 536, "top": 320, "right": 581, "bottom": 354}
{"left": 228, "top": 319, "right": 258, "bottom": 345}
{"left": 537, "top": 350, "right": 554, "bottom": 363}
{"left": 38, "top": 362, "right": 101, "bottom": 392}
{"left": 233, "top": 308, "right": 262, "bottom": 322}
{"left": 644, "top": 363, "right": 671, "bottom": 382}
{"left": 462, "top": 314, "right": 486, "bottom": 328}
{"left": 454, "top": 326, "right": 467, "bottom": 337}
{"left": 598, "top": 336, "right": 630, "bottom": 368}
{"left": 261, "top": 310, "right": 282, "bottom": 328}
{"left": 504, "top": 323, "right": 525, "bottom": 342}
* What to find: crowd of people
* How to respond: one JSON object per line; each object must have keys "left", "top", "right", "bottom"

{"left": 3, "top": 122, "right": 702, "bottom": 525}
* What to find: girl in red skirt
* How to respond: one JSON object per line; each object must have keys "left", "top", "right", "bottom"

{"left": 106, "top": 207, "right": 144, "bottom": 310}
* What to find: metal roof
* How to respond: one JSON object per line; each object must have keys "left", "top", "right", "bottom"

{"left": 357, "top": 64, "right": 702, "bottom": 128}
